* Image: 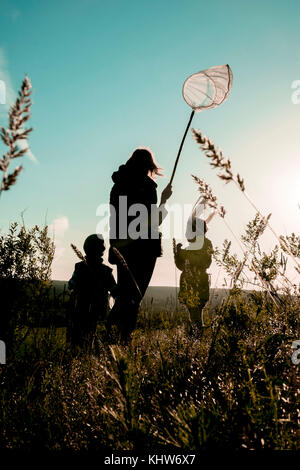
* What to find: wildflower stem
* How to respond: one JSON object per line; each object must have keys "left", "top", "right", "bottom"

{"left": 192, "top": 128, "right": 300, "bottom": 272}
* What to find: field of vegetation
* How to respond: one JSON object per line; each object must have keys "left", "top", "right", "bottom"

{"left": 0, "top": 77, "right": 299, "bottom": 452}
{"left": 0, "top": 281, "right": 299, "bottom": 451}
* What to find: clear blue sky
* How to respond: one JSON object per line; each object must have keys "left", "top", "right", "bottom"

{"left": 0, "top": 0, "right": 299, "bottom": 286}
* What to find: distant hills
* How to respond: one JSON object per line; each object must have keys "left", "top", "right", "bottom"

{"left": 52, "top": 280, "right": 233, "bottom": 311}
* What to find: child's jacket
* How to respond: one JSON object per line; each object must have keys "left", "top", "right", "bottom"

{"left": 174, "top": 237, "right": 213, "bottom": 307}
{"left": 68, "top": 260, "right": 116, "bottom": 319}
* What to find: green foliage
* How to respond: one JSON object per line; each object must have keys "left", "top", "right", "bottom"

{"left": 0, "top": 222, "right": 57, "bottom": 343}
{"left": 280, "top": 233, "right": 300, "bottom": 275}
{"left": 178, "top": 277, "right": 200, "bottom": 308}
{"left": 252, "top": 246, "right": 280, "bottom": 282}
{"left": 0, "top": 289, "right": 299, "bottom": 451}
{"left": 0, "top": 222, "right": 54, "bottom": 280}
{"left": 213, "top": 213, "right": 299, "bottom": 297}
{"left": 241, "top": 213, "right": 271, "bottom": 249}
{"left": 0, "top": 220, "right": 299, "bottom": 451}
{"left": 214, "top": 239, "right": 244, "bottom": 285}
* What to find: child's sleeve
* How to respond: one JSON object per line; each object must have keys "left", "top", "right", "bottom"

{"left": 68, "top": 271, "right": 76, "bottom": 290}
{"left": 68, "top": 263, "right": 80, "bottom": 290}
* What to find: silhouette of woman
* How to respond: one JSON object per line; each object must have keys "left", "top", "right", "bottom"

{"left": 108, "top": 148, "right": 172, "bottom": 340}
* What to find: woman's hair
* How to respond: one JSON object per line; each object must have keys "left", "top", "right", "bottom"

{"left": 126, "top": 147, "right": 163, "bottom": 178}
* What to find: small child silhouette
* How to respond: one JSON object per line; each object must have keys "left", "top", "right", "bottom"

{"left": 174, "top": 219, "right": 212, "bottom": 332}
{"left": 68, "top": 234, "right": 117, "bottom": 350}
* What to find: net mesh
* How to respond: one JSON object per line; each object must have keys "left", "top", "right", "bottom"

{"left": 182, "top": 64, "right": 233, "bottom": 112}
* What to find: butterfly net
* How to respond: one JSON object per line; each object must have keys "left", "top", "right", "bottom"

{"left": 182, "top": 64, "right": 233, "bottom": 112}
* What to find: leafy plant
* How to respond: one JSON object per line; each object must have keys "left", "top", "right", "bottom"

{"left": 0, "top": 222, "right": 54, "bottom": 280}
{"left": 0, "top": 222, "right": 55, "bottom": 345}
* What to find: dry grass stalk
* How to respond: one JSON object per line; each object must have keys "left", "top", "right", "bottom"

{"left": 191, "top": 174, "right": 247, "bottom": 259}
{"left": 192, "top": 128, "right": 300, "bottom": 272}
{"left": 191, "top": 175, "right": 288, "bottom": 301}
{"left": 191, "top": 175, "right": 226, "bottom": 218}
{"left": 192, "top": 128, "right": 244, "bottom": 191}
{"left": 70, "top": 243, "right": 86, "bottom": 263}
{"left": 0, "top": 76, "right": 33, "bottom": 196}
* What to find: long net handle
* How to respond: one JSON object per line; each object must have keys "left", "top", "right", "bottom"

{"left": 169, "top": 110, "right": 195, "bottom": 185}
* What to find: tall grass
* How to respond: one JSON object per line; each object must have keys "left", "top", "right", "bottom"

{"left": 192, "top": 128, "right": 300, "bottom": 273}
{"left": 0, "top": 76, "right": 33, "bottom": 196}
{"left": 0, "top": 288, "right": 299, "bottom": 451}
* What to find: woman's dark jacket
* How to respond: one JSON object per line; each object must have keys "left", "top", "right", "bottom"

{"left": 109, "top": 165, "right": 162, "bottom": 264}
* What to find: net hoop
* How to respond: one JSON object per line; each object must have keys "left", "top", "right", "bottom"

{"left": 182, "top": 64, "right": 233, "bottom": 112}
